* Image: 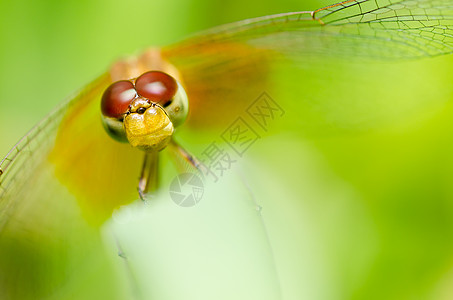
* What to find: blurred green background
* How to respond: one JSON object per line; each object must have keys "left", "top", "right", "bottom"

{"left": 2, "top": 0, "right": 453, "bottom": 299}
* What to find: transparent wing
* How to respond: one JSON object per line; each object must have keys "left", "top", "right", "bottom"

{"left": 169, "top": 0, "right": 453, "bottom": 59}
{"left": 0, "top": 74, "right": 142, "bottom": 227}
{"left": 163, "top": 0, "right": 453, "bottom": 128}
{"left": 0, "top": 75, "right": 107, "bottom": 228}
{"left": 0, "top": 74, "right": 142, "bottom": 299}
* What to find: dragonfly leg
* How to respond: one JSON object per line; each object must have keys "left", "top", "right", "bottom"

{"left": 137, "top": 151, "right": 159, "bottom": 201}
{"left": 168, "top": 139, "right": 203, "bottom": 174}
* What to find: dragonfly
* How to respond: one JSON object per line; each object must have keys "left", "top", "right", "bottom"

{"left": 1, "top": 0, "right": 453, "bottom": 297}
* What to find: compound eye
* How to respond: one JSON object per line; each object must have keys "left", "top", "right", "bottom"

{"left": 135, "top": 71, "right": 177, "bottom": 106}
{"left": 101, "top": 80, "right": 137, "bottom": 118}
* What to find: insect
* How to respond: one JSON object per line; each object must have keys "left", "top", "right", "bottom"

{"left": 1, "top": 0, "right": 453, "bottom": 297}
{"left": 100, "top": 68, "right": 192, "bottom": 200}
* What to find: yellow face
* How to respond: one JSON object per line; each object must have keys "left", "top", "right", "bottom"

{"left": 123, "top": 98, "right": 174, "bottom": 151}
{"left": 100, "top": 70, "right": 189, "bottom": 152}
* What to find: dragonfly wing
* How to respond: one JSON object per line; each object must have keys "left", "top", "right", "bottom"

{"left": 48, "top": 75, "right": 143, "bottom": 224}
{"left": 0, "top": 73, "right": 142, "bottom": 227}
{"left": 163, "top": 0, "right": 453, "bottom": 128}
{"left": 169, "top": 0, "right": 453, "bottom": 59}
{"left": 0, "top": 73, "right": 144, "bottom": 298}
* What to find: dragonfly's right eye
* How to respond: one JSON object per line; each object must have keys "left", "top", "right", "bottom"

{"left": 101, "top": 80, "right": 137, "bottom": 143}
{"left": 101, "top": 80, "right": 137, "bottom": 118}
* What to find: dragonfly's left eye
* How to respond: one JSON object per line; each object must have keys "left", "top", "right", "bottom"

{"left": 134, "top": 71, "right": 189, "bottom": 128}
{"left": 135, "top": 71, "right": 177, "bottom": 107}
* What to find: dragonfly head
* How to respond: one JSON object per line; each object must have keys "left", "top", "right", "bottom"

{"left": 101, "top": 71, "right": 189, "bottom": 151}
